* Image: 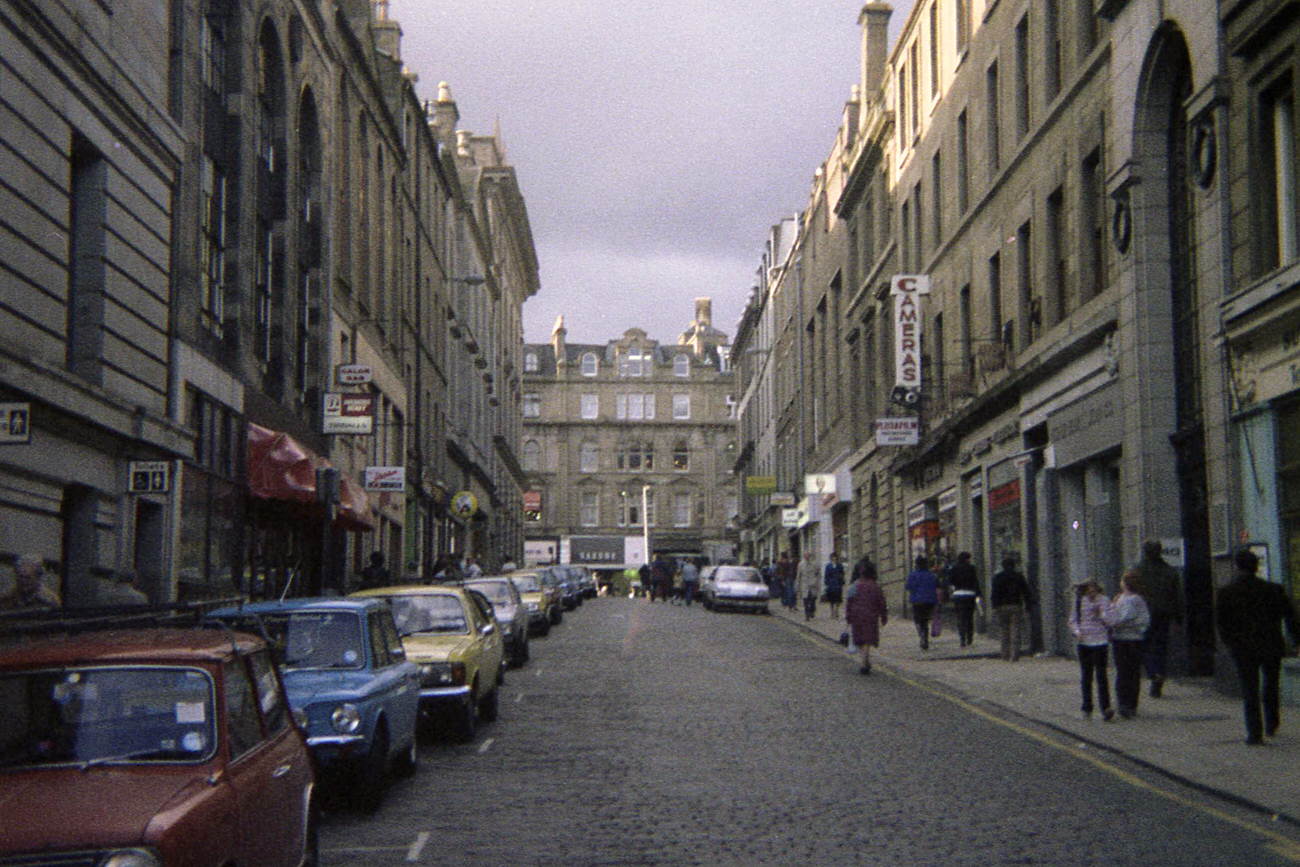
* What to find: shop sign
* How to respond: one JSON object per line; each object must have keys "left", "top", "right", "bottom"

{"left": 363, "top": 466, "right": 405, "bottom": 492}
{"left": 568, "top": 535, "right": 624, "bottom": 565}
{"left": 805, "top": 474, "right": 836, "bottom": 497}
{"left": 450, "top": 490, "right": 479, "bottom": 519}
{"left": 891, "top": 274, "right": 930, "bottom": 405}
{"left": 745, "top": 475, "right": 777, "bottom": 495}
{"left": 323, "top": 392, "right": 375, "bottom": 434}
{"left": 0, "top": 402, "right": 30, "bottom": 444}
{"left": 335, "top": 363, "right": 373, "bottom": 385}
{"left": 781, "top": 506, "right": 805, "bottom": 528}
{"left": 938, "top": 486, "right": 958, "bottom": 513}
{"left": 1049, "top": 382, "right": 1121, "bottom": 467}
{"left": 875, "top": 417, "right": 920, "bottom": 446}
{"left": 989, "top": 479, "right": 1021, "bottom": 511}
{"left": 523, "top": 490, "right": 542, "bottom": 511}
{"left": 525, "top": 539, "right": 557, "bottom": 565}
{"left": 128, "top": 461, "right": 170, "bottom": 494}
{"left": 907, "top": 500, "right": 937, "bottom": 526}
{"left": 770, "top": 492, "right": 797, "bottom": 507}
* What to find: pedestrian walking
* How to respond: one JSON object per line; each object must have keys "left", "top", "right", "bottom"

{"left": 796, "top": 551, "right": 822, "bottom": 621}
{"left": 991, "top": 557, "right": 1032, "bottom": 661}
{"left": 1069, "top": 580, "right": 1115, "bottom": 720}
{"left": 463, "top": 556, "right": 483, "bottom": 579}
{"left": 670, "top": 561, "right": 685, "bottom": 604}
{"left": 1105, "top": 570, "right": 1151, "bottom": 719}
{"left": 637, "top": 562, "right": 651, "bottom": 598}
{"left": 680, "top": 558, "right": 700, "bottom": 606}
{"left": 0, "top": 554, "right": 60, "bottom": 610}
{"left": 904, "top": 556, "right": 940, "bottom": 650}
{"left": 776, "top": 552, "right": 797, "bottom": 610}
{"left": 357, "top": 552, "right": 391, "bottom": 590}
{"left": 947, "top": 551, "right": 981, "bottom": 647}
{"left": 650, "top": 552, "right": 673, "bottom": 602}
{"left": 823, "top": 552, "right": 845, "bottom": 620}
{"left": 1216, "top": 548, "right": 1300, "bottom": 744}
{"left": 1134, "top": 540, "right": 1182, "bottom": 697}
{"left": 844, "top": 558, "right": 888, "bottom": 674}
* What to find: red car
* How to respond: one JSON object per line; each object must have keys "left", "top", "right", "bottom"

{"left": 0, "top": 626, "right": 317, "bottom": 866}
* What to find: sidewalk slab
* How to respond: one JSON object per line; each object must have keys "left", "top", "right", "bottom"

{"left": 767, "top": 602, "right": 1300, "bottom": 825}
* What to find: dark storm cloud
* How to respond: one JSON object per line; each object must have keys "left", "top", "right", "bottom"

{"left": 394, "top": 1, "right": 910, "bottom": 344}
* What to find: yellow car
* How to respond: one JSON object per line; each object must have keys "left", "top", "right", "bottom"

{"left": 352, "top": 585, "right": 505, "bottom": 741}
{"left": 507, "top": 571, "right": 553, "bottom": 637}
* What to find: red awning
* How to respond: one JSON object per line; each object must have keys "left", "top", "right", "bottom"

{"left": 246, "top": 423, "right": 374, "bottom": 531}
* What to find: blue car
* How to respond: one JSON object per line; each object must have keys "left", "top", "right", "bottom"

{"left": 209, "top": 597, "right": 421, "bottom": 811}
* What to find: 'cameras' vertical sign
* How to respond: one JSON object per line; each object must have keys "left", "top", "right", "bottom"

{"left": 891, "top": 275, "right": 930, "bottom": 407}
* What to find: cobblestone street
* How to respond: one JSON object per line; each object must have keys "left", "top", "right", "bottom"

{"left": 319, "top": 598, "right": 1300, "bottom": 865}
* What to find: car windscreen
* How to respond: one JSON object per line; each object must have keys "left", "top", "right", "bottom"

{"left": 255, "top": 611, "right": 364, "bottom": 670}
{"left": 715, "top": 567, "right": 763, "bottom": 584}
{"left": 384, "top": 594, "right": 469, "bottom": 636}
{"left": 466, "top": 581, "right": 513, "bottom": 606}
{"left": 510, "top": 575, "right": 541, "bottom": 593}
{"left": 0, "top": 666, "right": 217, "bottom": 769}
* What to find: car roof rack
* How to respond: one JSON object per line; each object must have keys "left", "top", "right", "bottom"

{"left": 0, "top": 598, "right": 246, "bottom": 640}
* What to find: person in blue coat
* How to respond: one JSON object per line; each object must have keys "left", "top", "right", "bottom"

{"left": 905, "top": 556, "right": 940, "bottom": 650}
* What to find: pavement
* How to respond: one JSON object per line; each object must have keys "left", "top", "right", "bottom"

{"left": 767, "top": 598, "right": 1300, "bottom": 827}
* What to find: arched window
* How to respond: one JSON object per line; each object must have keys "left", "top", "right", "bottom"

{"left": 674, "top": 354, "right": 690, "bottom": 377}
{"left": 522, "top": 439, "right": 541, "bottom": 471}
{"left": 580, "top": 441, "right": 599, "bottom": 473}
{"left": 672, "top": 440, "right": 689, "bottom": 471}
{"left": 581, "top": 352, "right": 599, "bottom": 376}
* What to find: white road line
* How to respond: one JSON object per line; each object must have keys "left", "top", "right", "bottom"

{"left": 477, "top": 737, "right": 495, "bottom": 754}
{"left": 514, "top": 691, "right": 525, "bottom": 703}
{"left": 406, "top": 831, "right": 430, "bottom": 862}
{"left": 534, "top": 667, "right": 544, "bottom": 677}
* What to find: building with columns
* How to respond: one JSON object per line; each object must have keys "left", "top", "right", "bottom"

{"left": 522, "top": 301, "right": 739, "bottom": 570}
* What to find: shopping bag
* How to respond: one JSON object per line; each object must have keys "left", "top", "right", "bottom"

{"left": 930, "top": 611, "right": 943, "bottom": 637}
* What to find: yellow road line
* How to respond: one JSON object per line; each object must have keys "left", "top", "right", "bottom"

{"left": 780, "top": 618, "right": 1300, "bottom": 857}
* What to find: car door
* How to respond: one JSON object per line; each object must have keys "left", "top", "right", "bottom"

{"left": 368, "top": 609, "right": 421, "bottom": 750}
{"left": 464, "top": 590, "right": 504, "bottom": 684}
{"left": 224, "top": 652, "right": 312, "bottom": 867}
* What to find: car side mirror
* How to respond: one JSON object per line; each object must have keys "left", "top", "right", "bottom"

{"left": 480, "top": 623, "right": 496, "bottom": 636}
{"left": 391, "top": 645, "right": 406, "bottom": 661}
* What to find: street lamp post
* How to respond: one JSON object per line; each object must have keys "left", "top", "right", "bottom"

{"left": 641, "top": 484, "right": 651, "bottom": 563}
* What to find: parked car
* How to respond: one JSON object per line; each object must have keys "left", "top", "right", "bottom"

{"left": 208, "top": 597, "right": 421, "bottom": 811}
{"left": 0, "top": 624, "right": 317, "bottom": 866}
{"left": 352, "top": 585, "right": 505, "bottom": 741}
{"left": 536, "top": 568, "right": 567, "bottom": 621}
{"left": 508, "top": 571, "right": 554, "bottom": 636}
{"left": 701, "top": 564, "right": 770, "bottom": 613}
{"left": 464, "top": 576, "right": 530, "bottom": 667}
{"left": 551, "top": 566, "right": 583, "bottom": 610}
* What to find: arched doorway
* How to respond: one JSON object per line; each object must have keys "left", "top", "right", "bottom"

{"left": 1132, "top": 26, "right": 1215, "bottom": 675}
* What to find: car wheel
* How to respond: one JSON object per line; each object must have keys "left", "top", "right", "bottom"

{"left": 455, "top": 687, "right": 479, "bottom": 742}
{"left": 551, "top": 608, "right": 563, "bottom": 625}
{"left": 480, "top": 685, "right": 499, "bottom": 723}
{"left": 538, "top": 619, "right": 551, "bottom": 637}
{"left": 392, "top": 733, "right": 418, "bottom": 779}
{"left": 353, "top": 726, "right": 388, "bottom": 813}
{"left": 519, "top": 638, "right": 530, "bottom": 664}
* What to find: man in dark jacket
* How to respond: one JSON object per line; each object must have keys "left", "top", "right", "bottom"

{"left": 1216, "top": 548, "right": 1299, "bottom": 744}
{"left": 990, "top": 557, "right": 1032, "bottom": 662}
{"left": 947, "top": 552, "right": 981, "bottom": 647}
{"left": 1135, "top": 540, "right": 1183, "bottom": 696}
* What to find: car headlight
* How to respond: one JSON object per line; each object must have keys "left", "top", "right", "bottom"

{"left": 101, "top": 849, "right": 162, "bottom": 867}
{"left": 420, "top": 662, "right": 467, "bottom": 686}
{"left": 330, "top": 703, "right": 362, "bottom": 734}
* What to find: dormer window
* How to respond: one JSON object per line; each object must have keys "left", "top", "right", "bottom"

{"left": 581, "top": 352, "right": 599, "bottom": 376}
{"left": 524, "top": 352, "right": 539, "bottom": 373}
{"left": 619, "top": 347, "right": 650, "bottom": 377}
{"left": 674, "top": 354, "right": 690, "bottom": 377}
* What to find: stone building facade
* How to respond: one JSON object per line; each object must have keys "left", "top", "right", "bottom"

{"left": 522, "top": 301, "right": 739, "bottom": 570}
{"left": 735, "top": 0, "right": 1247, "bottom": 676}
{"left": 0, "top": 0, "right": 535, "bottom": 604}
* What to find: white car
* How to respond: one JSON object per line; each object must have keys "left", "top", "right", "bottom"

{"left": 701, "top": 565, "right": 770, "bottom": 613}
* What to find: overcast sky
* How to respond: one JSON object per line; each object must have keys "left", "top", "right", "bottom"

{"left": 395, "top": 2, "right": 911, "bottom": 346}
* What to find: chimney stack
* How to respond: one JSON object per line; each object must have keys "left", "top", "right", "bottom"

{"left": 859, "top": 4, "right": 893, "bottom": 98}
